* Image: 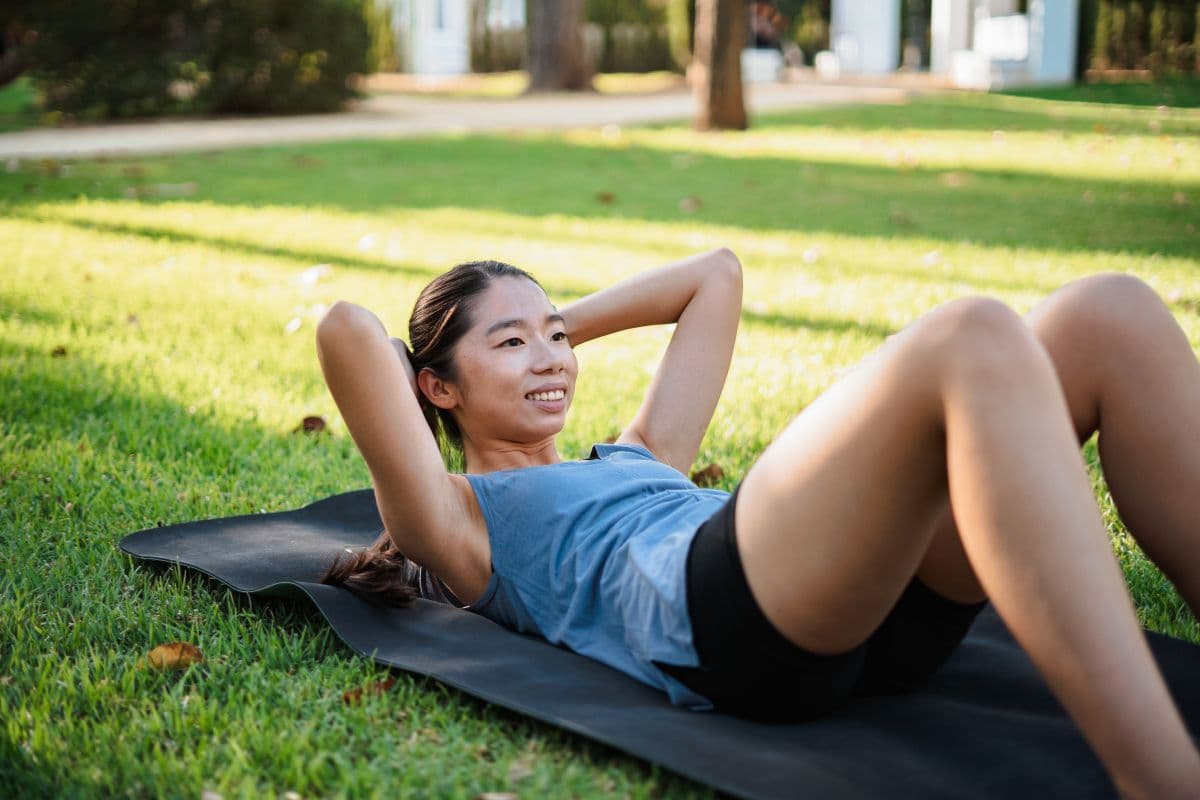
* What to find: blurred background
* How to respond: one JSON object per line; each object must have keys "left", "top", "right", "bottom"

{"left": 2, "top": 1, "right": 1198, "bottom": 125}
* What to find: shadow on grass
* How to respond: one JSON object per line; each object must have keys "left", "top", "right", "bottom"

{"left": 13, "top": 205, "right": 1066, "bottom": 301}
{"left": 3, "top": 131, "right": 1195, "bottom": 264}
{"left": 750, "top": 91, "right": 1200, "bottom": 134}
{"left": 1001, "top": 78, "right": 1200, "bottom": 110}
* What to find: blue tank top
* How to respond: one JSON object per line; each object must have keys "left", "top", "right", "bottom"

{"left": 461, "top": 442, "right": 728, "bottom": 711}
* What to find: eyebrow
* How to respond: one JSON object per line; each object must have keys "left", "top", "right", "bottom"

{"left": 485, "top": 313, "right": 565, "bottom": 338}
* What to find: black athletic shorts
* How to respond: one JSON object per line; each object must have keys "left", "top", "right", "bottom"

{"left": 653, "top": 483, "right": 989, "bottom": 724}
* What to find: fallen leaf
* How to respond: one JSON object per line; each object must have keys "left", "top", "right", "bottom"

{"left": 938, "top": 171, "right": 971, "bottom": 188}
{"left": 1173, "top": 192, "right": 1188, "bottom": 206}
{"left": 678, "top": 195, "right": 702, "bottom": 214}
{"left": 507, "top": 753, "right": 536, "bottom": 783}
{"left": 152, "top": 182, "right": 197, "bottom": 198}
{"left": 690, "top": 463, "right": 725, "bottom": 487}
{"left": 51, "top": 345, "right": 67, "bottom": 357}
{"left": 595, "top": 191, "right": 616, "bottom": 205}
{"left": 476, "top": 794, "right": 518, "bottom": 800}
{"left": 126, "top": 313, "right": 140, "bottom": 326}
{"left": 342, "top": 677, "right": 396, "bottom": 705}
{"left": 888, "top": 211, "right": 914, "bottom": 227}
{"left": 290, "top": 154, "right": 322, "bottom": 168}
{"left": 294, "top": 415, "right": 327, "bottom": 435}
{"left": 141, "top": 641, "right": 204, "bottom": 670}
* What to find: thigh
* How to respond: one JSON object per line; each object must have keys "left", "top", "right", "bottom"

{"left": 733, "top": 318, "right": 953, "bottom": 656}
{"left": 655, "top": 485, "right": 868, "bottom": 723}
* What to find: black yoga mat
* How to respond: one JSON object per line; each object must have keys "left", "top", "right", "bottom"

{"left": 119, "top": 488, "right": 1200, "bottom": 800}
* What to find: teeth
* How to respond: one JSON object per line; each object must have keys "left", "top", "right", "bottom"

{"left": 526, "top": 389, "right": 565, "bottom": 401}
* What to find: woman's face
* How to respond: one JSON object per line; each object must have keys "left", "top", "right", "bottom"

{"left": 438, "top": 276, "right": 578, "bottom": 446}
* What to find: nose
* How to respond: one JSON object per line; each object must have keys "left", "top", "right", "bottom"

{"left": 531, "top": 335, "right": 568, "bottom": 373}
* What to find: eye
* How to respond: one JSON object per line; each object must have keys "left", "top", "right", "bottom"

{"left": 552, "top": 331, "right": 569, "bottom": 342}
{"left": 501, "top": 337, "right": 523, "bottom": 347}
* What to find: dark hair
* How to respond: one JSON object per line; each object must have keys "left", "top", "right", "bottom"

{"left": 408, "top": 259, "right": 543, "bottom": 470}
{"left": 320, "top": 529, "right": 418, "bottom": 608}
{"left": 321, "top": 259, "right": 541, "bottom": 606}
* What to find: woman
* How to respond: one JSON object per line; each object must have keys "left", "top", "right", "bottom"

{"left": 315, "top": 249, "right": 1200, "bottom": 797}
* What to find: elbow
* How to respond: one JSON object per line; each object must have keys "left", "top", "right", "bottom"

{"left": 709, "top": 248, "right": 743, "bottom": 295}
{"left": 712, "top": 247, "right": 743, "bottom": 283}
{"left": 317, "top": 301, "right": 368, "bottom": 342}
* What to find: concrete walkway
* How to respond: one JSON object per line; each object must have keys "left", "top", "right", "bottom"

{"left": 0, "top": 81, "right": 914, "bottom": 160}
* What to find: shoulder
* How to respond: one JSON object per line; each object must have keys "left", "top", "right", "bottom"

{"left": 610, "top": 431, "right": 667, "bottom": 464}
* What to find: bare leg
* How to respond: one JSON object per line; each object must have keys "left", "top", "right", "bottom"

{"left": 1026, "top": 273, "right": 1200, "bottom": 618}
{"left": 919, "top": 273, "right": 1200, "bottom": 614}
{"left": 733, "top": 295, "right": 1200, "bottom": 797}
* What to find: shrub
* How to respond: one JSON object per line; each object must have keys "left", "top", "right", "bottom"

{"left": 17, "top": 0, "right": 373, "bottom": 119}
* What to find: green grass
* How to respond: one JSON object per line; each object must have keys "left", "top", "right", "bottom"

{"left": 0, "top": 76, "right": 40, "bottom": 133}
{"left": 1003, "top": 75, "right": 1200, "bottom": 108}
{"left": 3, "top": 89, "right": 1200, "bottom": 797}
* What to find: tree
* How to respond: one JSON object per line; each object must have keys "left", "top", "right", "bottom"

{"left": 526, "top": 0, "right": 592, "bottom": 91}
{"left": 691, "top": 0, "right": 746, "bottom": 130}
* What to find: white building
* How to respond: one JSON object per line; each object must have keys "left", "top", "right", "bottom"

{"left": 390, "top": 0, "right": 525, "bottom": 76}
{"left": 827, "top": 0, "right": 1079, "bottom": 89}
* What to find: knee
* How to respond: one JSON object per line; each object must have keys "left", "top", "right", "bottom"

{"left": 910, "top": 296, "right": 1052, "bottom": 390}
{"left": 1038, "top": 272, "right": 1170, "bottom": 345}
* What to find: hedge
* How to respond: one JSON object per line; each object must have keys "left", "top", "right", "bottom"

{"left": 13, "top": 0, "right": 374, "bottom": 119}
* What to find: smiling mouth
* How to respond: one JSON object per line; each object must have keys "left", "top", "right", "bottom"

{"left": 525, "top": 389, "right": 566, "bottom": 401}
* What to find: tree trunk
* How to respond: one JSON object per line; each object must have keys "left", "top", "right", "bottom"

{"left": 525, "top": 0, "right": 592, "bottom": 92}
{"left": 692, "top": 0, "right": 747, "bottom": 130}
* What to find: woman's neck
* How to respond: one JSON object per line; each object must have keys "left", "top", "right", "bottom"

{"left": 463, "top": 436, "right": 563, "bottom": 474}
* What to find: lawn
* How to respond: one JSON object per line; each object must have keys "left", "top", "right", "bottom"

{"left": 0, "top": 77, "right": 39, "bottom": 133}
{"left": 2, "top": 88, "right": 1199, "bottom": 797}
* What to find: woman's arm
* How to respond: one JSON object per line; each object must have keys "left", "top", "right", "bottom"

{"left": 315, "top": 302, "right": 471, "bottom": 573}
{"left": 559, "top": 248, "right": 743, "bottom": 473}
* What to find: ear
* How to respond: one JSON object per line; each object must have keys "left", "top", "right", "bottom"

{"left": 417, "top": 368, "right": 459, "bottom": 411}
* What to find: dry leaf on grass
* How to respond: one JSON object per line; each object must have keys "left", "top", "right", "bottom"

{"left": 938, "top": 171, "right": 971, "bottom": 189}
{"left": 140, "top": 641, "right": 204, "bottom": 670}
{"left": 678, "top": 195, "right": 702, "bottom": 214}
{"left": 507, "top": 753, "right": 536, "bottom": 783}
{"left": 294, "top": 415, "right": 327, "bottom": 435}
{"left": 342, "top": 677, "right": 396, "bottom": 705}
{"left": 51, "top": 345, "right": 67, "bottom": 357}
{"left": 595, "top": 191, "right": 616, "bottom": 205}
{"left": 690, "top": 463, "right": 725, "bottom": 487}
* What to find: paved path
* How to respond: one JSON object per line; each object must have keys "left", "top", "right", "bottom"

{"left": 0, "top": 81, "right": 913, "bottom": 160}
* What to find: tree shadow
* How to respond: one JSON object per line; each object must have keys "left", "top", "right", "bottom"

{"left": 747, "top": 92, "right": 1200, "bottom": 135}
{"left": 14, "top": 204, "right": 1068, "bottom": 300}
{"left": 3, "top": 131, "right": 1194, "bottom": 264}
